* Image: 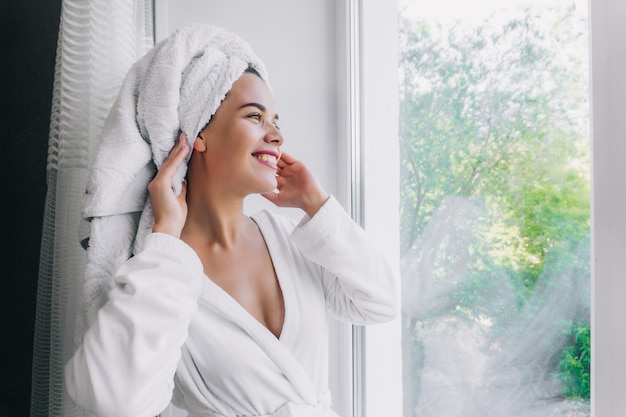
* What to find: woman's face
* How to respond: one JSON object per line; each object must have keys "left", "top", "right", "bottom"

{"left": 193, "top": 72, "right": 283, "bottom": 196}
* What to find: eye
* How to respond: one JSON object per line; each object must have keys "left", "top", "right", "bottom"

{"left": 273, "top": 121, "right": 281, "bottom": 130}
{"left": 247, "top": 112, "right": 262, "bottom": 122}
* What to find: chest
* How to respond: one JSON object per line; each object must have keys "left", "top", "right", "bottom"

{"left": 198, "top": 236, "right": 285, "bottom": 338}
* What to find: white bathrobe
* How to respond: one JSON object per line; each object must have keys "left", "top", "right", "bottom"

{"left": 65, "top": 197, "right": 398, "bottom": 417}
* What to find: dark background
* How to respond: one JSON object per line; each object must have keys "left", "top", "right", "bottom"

{"left": 1, "top": 0, "right": 62, "bottom": 415}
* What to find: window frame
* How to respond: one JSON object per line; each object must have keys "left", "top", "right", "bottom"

{"left": 335, "top": 1, "right": 402, "bottom": 416}
{"left": 331, "top": 1, "right": 365, "bottom": 415}
{"left": 589, "top": 0, "right": 626, "bottom": 415}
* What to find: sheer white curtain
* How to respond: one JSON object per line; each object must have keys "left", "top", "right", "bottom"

{"left": 30, "top": 1, "right": 153, "bottom": 415}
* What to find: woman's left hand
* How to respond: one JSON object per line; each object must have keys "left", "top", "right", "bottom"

{"left": 262, "top": 151, "right": 329, "bottom": 218}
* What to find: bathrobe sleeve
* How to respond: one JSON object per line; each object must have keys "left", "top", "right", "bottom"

{"left": 290, "top": 197, "right": 399, "bottom": 324}
{"left": 65, "top": 232, "right": 204, "bottom": 417}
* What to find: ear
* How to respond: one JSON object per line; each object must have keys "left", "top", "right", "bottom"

{"left": 194, "top": 134, "right": 207, "bottom": 152}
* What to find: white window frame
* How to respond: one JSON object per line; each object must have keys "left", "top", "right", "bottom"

{"left": 331, "top": 1, "right": 364, "bottom": 415}
{"left": 590, "top": 0, "right": 626, "bottom": 416}
{"left": 335, "top": 1, "right": 402, "bottom": 416}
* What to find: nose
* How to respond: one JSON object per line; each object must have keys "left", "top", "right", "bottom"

{"left": 264, "top": 124, "right": 284, "bottom": 146}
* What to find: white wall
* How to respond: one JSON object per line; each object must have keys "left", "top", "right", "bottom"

{"left": 590, "top": 0, "right": 626, "bottom": 416}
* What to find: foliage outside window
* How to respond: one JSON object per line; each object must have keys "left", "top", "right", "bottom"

{"left": 398, "top": 1, "right": 590, "bottom": 416}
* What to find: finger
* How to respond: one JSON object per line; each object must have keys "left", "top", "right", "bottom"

{"left": 277, "top": 151, "right": 297, "bottom": 165}
{"left": 162, "top": 134, "right": 188, "bottom": 165}
{"left": 160, "top": 133, "right": 190, "bottom": 175}
{"left": 277, "top": 159, "right": 287, "bottom": 169}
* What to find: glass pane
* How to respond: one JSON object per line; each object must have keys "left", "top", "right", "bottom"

{"left": 397, "top": 0, "right": 590, "bottom": 416}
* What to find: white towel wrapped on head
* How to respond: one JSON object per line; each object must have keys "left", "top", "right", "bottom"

{"left": 78, "top": 23, "right": 269, "bottom": 335}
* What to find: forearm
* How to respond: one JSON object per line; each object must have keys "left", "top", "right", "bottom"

{"left": 291, "top": 197, "right": 399, "bottom": 324}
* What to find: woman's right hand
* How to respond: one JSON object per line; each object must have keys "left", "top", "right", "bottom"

{"left": 148, "top": 132, "right": 190, "bottom": 238}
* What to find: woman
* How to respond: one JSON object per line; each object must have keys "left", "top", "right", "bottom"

{"left": 65, "top": 24, "right": 397, "bottom": 417}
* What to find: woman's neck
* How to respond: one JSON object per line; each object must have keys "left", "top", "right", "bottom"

{"left": 181, "top": 191, "right": 251, "bottom": 249}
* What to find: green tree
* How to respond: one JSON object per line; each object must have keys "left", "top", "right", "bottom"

{"left": 399, "top": 3, "right": 590, "bottom": 414}
{"left": 555, "top": 322, "right": 591, "bottom": 399}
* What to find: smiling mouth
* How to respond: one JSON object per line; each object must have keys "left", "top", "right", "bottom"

{"left": 253, "top": 153, "right": 278, "bottom": 166}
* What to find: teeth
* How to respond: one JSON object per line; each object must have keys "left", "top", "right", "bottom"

{"left": 254, "top": 154, "right": 277, "bottom": 165}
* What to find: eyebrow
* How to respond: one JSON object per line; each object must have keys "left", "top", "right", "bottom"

{"left": 239, "top": 102, "right": 280, "bottom": 120}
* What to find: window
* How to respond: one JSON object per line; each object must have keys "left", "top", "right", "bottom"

{"left": 360, "top": 0, "right": 594, "bottom": 416}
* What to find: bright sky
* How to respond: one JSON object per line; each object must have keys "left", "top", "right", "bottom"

{"left": 400, "top": 0, "right": 588, "bottom": 24}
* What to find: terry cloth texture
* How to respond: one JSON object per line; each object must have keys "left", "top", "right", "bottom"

{"left": 77, "top": 23, "right": 269, "bottom": 335}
